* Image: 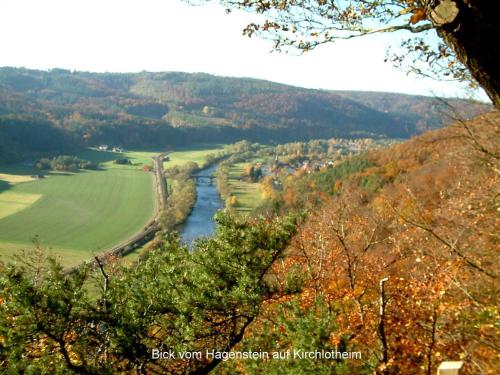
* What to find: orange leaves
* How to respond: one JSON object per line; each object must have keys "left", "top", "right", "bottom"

{"left": 372, "top": 195, "right": 391, "bottom": 217}
{"left": 245, "top": 114, "right": 499, "bottom": 373}
{"left": 396, "top": 195, "right": 417, "bottom": 224}
{"left": 410, "top": 8, "right": 427, "bottom": 24}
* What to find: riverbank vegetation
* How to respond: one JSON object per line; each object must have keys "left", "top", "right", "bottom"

{"left": 159, "top": 163, "right": 198, "bottom": 231}
{"left": 214, "top": 138, "right": 397, "bottom": 214}
{"left": 157, "top": 146, "right": 229, "bottom": 232}
{"left": 214, "top": 141, "right": 263, "bottom": 212}
{"left": 226, "top": 162, "right": 264, "bottom": 213}
{"left": 162, "top": 145, "right": 228, "bottom": 169}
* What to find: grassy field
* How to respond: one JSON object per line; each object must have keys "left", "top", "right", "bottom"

{"left": 0, "top": 152, "right": 156, "bottom": 267}
{"left": 163, "top": 144, "right": 229, "bottom": 169}
{"left": 227, "top": 162, "right": 264, "bottom": 214}
{"left": 0, "top": 145, "right": 230, "bottom": 266}
{"left": 79, "top": 145, "right": 229, "bottom": 169}
{"left": 78, "top": 148, "right": 160, "bottom": 169}
{"left": 0, "top": 191, "right": 41, "bottom": 220}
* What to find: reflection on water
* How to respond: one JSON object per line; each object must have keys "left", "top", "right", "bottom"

{"left": 180, "top": 163, "right": 223, "bottom": 244}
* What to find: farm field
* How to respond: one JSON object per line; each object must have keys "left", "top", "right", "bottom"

{"left": 227, "top": 162, "right": 264, "bottom": 213}
{"left": 78, "top": 148, "right": 160, "bottom": 169}
{"left": 0, "top": 157, "right": 156, "bottom": 267}
{"left": 0, "top": 145, "right": 230, "bottom": 267}
{"left": 163, "top": 144, "right": 228, "bottom": 169}
{"left": 80, "top": 145, "right": 229, "bottom": 169}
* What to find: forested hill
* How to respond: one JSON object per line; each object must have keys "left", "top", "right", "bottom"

{"left": 0, "top": 67, "right": 490, "bottom": 161}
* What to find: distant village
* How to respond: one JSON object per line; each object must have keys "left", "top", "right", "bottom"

{"left": 97, "top": 145, "right": 124, "bottom": 153}
{"left": 232, "top": 137, "right": 400, "bottom": 192}
{"left": 263, "top": 137, "right": 398, "bottom": 176}
{"left": 266, "top": 155, "right": 336, "bottom": 175}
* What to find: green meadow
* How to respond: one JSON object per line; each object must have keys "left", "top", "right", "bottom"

{"left": 163, "top": 144, "right": 229, "bottom": 169}
{"left": 0, "top": 146, "right": 231, "bottom": 267}
{"left": 0, "top": 151, "right": 156, "bottom": 267}
{"left": 78, "top": 148, "right": 160, "bottom": 169}
{"left": 227, "top": 162, "right": 264, "bottom": 214}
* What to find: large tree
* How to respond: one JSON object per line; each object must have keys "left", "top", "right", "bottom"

{"left": 195, "top": 0, "right": 499, "bottom": 106}
{"left": 0, "top": 212, "right": 300, "bottom": 374}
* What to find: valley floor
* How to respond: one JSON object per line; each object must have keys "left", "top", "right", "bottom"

{"left": 0, "top": 151, "right": 157, "bottom": 267}
{"left": 227, "top": 162, "right": 264, "bottom": 214}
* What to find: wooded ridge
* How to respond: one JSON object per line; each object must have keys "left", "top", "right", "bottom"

{"left": 0, "top": 67, "right": 490, "bottom": 162}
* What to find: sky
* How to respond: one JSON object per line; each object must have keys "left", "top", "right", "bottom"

{"left": 0, "top": 0, "right": 489, "bottom": 101}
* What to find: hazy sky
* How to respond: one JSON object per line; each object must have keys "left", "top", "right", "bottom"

{"left": 0, "top": 0, "right": 488, "bottom": 101}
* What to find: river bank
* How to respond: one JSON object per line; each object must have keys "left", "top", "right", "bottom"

{"left": 180, "top": 163, "right": 223, "bottom": 243}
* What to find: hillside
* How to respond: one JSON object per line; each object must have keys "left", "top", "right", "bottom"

{"left": 223, "top": 110, "right": 499, "bottom": 374}
{"left": 338, "top": 90, "right": 490, "bottom": 132}
{"left": 0, "top": 67, "right": 491, "bottom": 162}
{"left": 1, "top": 111, "right": 496, "bottom": 373}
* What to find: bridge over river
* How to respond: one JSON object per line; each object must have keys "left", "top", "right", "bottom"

{"left": 189, "top": 175, "right": 216, "bottom": 184}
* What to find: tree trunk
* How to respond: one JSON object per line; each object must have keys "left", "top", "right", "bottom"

{"left": 431, "top": 1, "right": 500, "bottom": 107}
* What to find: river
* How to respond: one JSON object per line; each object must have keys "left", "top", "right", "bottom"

{"left": 180, "top": 163, "right": 223, "bottom": 243}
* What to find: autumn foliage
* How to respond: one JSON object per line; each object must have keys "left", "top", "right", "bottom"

{"left": 222, "top": 111, "right": 499, "bottom": 374}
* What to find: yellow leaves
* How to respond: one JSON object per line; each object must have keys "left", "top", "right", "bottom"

{"left": 333, "top": 180, "right": 343, "bottom": 194}
{"left": 330, "top": 334, "right": 341, "bottom": 346}
{"left": 383, "top": 161, "right": 398, "bottom": 178}
{"left": 226, "top": 195, "right": 238, "bottom": 207}
{"left": 260, "top": 176, "right": 279, "bottom": 200}
{"left": 242, "top": 163, "right": 254, "bottom": 177}
{"left": 410, "top": 8, "right": 427, "bottom": 24}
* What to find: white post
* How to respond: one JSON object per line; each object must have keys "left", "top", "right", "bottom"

{"left": 437, "top": 361, "right": 463, "bottom": 375}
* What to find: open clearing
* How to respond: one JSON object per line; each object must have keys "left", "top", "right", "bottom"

{"left": 0, "top": 191, "right": 41, "bottom": 220}
{"left": 0, "top": 173, "right": 36, "bottom": 184}
{"left": 0, "top": 145, "right": 229, "bottom": 266}
{"left": 163, "top": 144, "right": 228, "bottom": 169}
{"left": 228, "top": 162, "right": 264, "bottom": 213}
{"left": 80, "top": 145, "right": 229, "bottom": 170}
{"left": 0, "top": 153, "right": 156, "bottom": 267}
{"left": 78, "top": 149, "right": 160, "bottom": 169}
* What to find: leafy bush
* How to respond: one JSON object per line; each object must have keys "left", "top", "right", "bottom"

{"left": 113, "top": 158, "right": 131, "bottom": 165}
{"left": 36, "top": 155, "right": 97, "bottom": 171}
